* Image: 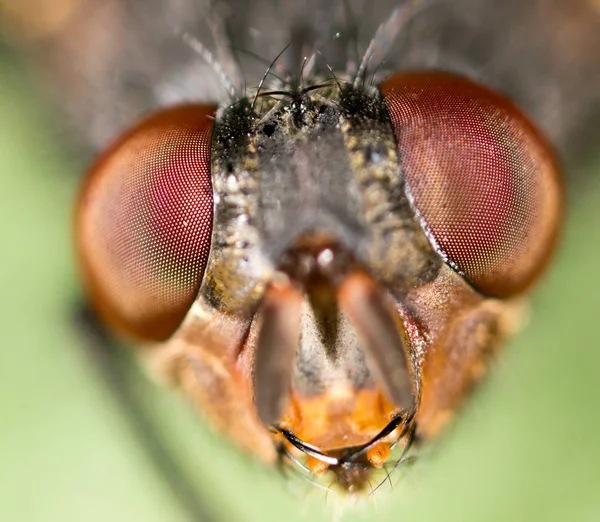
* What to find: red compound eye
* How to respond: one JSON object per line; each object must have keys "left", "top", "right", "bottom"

{"left": 380, "top": 72, "right": 563, "bottom": 297}
{"left": 76, "top": 105, "right": 216, "bottom": 340}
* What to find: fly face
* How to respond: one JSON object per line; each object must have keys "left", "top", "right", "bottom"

{"left": 75, "top": 7, "right": 563, "bottom": 495}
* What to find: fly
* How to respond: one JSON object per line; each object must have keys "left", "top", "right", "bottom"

{"left": 74, "top": 1, "right": 563, "bottom": 497}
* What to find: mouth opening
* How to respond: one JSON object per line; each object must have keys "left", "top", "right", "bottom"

{"left": 273, "top": 411, "right": 417, "bottom": 494}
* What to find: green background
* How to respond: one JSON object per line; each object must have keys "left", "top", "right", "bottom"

{"left": 1, "top": 55, "right": 599, "bottom": 522}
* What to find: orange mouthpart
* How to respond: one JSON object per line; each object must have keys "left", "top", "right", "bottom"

{"left": 275, "top": 384, "right": 400, "bottom": 473}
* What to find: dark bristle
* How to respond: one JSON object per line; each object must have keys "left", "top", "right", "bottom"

{"left": 301, "top": 82, "right": 336, "bottom": 95}
{"left": 252, "top": 43, "right": 292, "bottom": 112}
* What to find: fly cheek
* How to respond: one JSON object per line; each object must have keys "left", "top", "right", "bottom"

{"left": 379, "top": 72, "right": 563, "bottom": 297}
{"left": 76, "top": 105, "right": 216, "bottom": 341}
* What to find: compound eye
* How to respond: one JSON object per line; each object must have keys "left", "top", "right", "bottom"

{"left": 76, "top": 105, "right": 216, "bottom": 340}
{"left": 380, "top": 72, "right": 563, "bottom": 297}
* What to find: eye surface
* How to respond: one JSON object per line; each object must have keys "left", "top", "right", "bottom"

{"left": 76, "top": 105, "right": 215, "bottom": 341}
{"left": 380, "top": 72, "right": 563, "bottom": 297}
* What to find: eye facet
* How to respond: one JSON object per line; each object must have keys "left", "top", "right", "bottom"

{"left": 380, "top": 72, "right": 563, "bottom": 297}
{"left": 76, "top": 105, "right": 216, "bottom": 341}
